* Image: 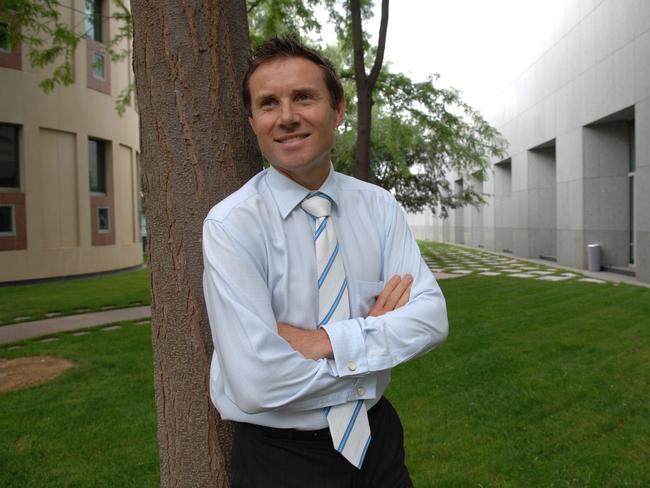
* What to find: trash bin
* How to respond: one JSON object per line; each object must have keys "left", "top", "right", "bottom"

{"left": 587, "top": 243, "right": 601, "bottom": 272}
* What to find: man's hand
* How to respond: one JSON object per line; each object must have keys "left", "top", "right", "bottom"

{"left": 278, "top": 323, "right": 334, "bottom": 360}
{"left": 368, "top": 274, "right": 412, "bottom": 317}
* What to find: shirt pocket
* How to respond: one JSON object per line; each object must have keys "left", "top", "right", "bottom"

{"left": 350, "top": 280, "right": 385, "bottom": 318}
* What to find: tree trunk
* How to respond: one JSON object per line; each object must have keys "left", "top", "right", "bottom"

{"left": 354, "top": 89, "right": 372, "bottom": 181}
{"left": 131, "top": 1, "right": 261, "bottom": 486}
{"left": 350, "top": 0, "right": 389, "bottom": 182}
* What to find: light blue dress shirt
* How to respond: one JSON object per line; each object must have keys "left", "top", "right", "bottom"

{"left": 202, "top": 165, "right": 448, "bottom": 430}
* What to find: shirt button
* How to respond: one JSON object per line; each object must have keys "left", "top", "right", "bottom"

{"left": 357, "top": 387, "right": 365, "bottom": 396}
{"left": 347, "top": 361, "right": 357, "bottom": 371}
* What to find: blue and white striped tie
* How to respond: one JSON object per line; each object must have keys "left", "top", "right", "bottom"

{"left": 301, "top": 192, "right": 371, "bottom": 469}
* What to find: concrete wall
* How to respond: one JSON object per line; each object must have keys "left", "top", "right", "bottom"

{"left": 527, "top": 146, "right": 557, "bottom": 259}
{"left": 635, "top": 99, "right": 650, "bottom": 283}
{"left": 583, "top": 121, "right": 631, "bottom": 268}
{"left": 493, "top": 160, "right": 513, "bottom": 253}
{"left": 407, "top": 0, "right": 650, "bottom": 284}
{"left": 0, "top": 0, "right": 141, "bottom": 282}
{"left": 469, "top": 176, "right": 484, "bottom": 248}
{"left": 556, "top": 129, "right": 586, "bottom": 268}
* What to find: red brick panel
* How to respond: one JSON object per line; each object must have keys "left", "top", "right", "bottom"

{"left": 0, "top": 41, "right": 21, "bottom": 70}
{"left": 0, "top": 192, "right": 26, "bottom": 251}
{"left": 86, "top": 39, "right": 111, "bottom": 95}
{"left": 90, "top": 195, "right": 115, "bottom": 246}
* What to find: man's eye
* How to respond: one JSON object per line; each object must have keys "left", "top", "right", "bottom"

{"left": 296, "top": 93, "right": 312, "bottom": 102}
{"left": 260, "top": 99, "right": 277, "bottom": 109}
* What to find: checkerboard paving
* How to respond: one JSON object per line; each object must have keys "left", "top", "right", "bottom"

{"left": 421, "top": 243, "right": 607, "bottom": 285}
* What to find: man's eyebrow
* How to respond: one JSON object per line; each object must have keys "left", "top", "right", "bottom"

{"left": 292, "top": 87, "right": 321, "bottom": 97}
{"left": 253, "top": 92, "right": 276, "bottom": 105}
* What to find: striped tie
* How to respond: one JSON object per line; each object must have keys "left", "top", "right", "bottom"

{"left": 301, "top": 192, "right": 371, "bottom": 469}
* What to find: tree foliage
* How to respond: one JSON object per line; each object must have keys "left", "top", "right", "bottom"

{"left": 247, "top": 0, "right": 326, "bottom": 47}
{"left": 338, "top": 70, "right": 506, "bottom": 216}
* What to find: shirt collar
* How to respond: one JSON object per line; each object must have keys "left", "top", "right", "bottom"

{"left": 266, "top": 164, "right": 340, "bottom": 219}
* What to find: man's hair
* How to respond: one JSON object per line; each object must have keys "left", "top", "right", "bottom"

{"left": 242, "top": 36, "right": 344, "bottom": 116}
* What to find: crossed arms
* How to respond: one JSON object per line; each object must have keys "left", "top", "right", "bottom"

{"left": 278, "top": 274, "right": 413, "bottom": 360}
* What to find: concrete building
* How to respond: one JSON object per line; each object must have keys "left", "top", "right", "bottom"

{"left": 0, "top": 1, "right": 142, "bottom": 283}
{"left": 409, "top": 0, "right": 650, "bottom": 285}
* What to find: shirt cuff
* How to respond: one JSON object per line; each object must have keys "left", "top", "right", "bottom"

{"left": 322, "top": 318, "right": 368, "bottom": 377}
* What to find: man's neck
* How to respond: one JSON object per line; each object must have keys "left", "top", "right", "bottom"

{"left": 272, "top": 162, "right": 331, "bottom": 190}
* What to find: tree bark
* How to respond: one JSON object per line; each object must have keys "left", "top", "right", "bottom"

{"left": 131, "top": 1, "right": 261, "bottom": 486}
{"left": 351, "top": 0, "right": 389, "bottom": 182}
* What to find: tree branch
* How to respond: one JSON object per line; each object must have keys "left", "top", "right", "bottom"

{"left": 247, "top": 0, "right": 263, "bottom": 14}
{"left": 368, "top": 0, "right": 389, "bottom": 89}
{"left": 350, "top": 0, "right": 367, "bottom": 89}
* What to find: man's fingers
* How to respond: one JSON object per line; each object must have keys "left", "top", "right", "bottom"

{"left": 374, "top": 275, "right": 401, "bottom": 310}
{"left": 383, "top": 274, "right": 413, "bottom": 311}
{"left": 368, "top": 274, "right": 413, "bottom": 317}
{"left": 396, "top": 283, "right": 411, "bottom": 309}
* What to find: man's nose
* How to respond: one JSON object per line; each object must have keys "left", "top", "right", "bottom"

{"left": 278, "top": 101, "right": 299, "bottom": 127}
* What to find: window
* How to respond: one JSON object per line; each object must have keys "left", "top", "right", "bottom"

{"left": 0, "top": 204, "right": 15, "bottom": 235}
{"left": 0, "top": 124, "right": 19, "bottom": 189}
{"left": 97, "top": 207, "right": 110, "bottom": 233}
{"left": 0, "top": 22, "right": 9, "bottom": 52}
{"left": 92, "top": 51, "right": 105, "bottom": 79}
{"left": 85, "top": 0, "right": 103, "bottom": 43}
{"left": 88, "top": 138, "right": 106, "bottom": 193}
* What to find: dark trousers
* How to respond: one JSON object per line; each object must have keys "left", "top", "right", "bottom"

{"left": 231, "top": 397, "right": 414, "bottom": 488}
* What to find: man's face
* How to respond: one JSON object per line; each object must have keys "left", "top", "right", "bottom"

{"left": 248, "top": 56, "right": 345, "bottom": 188}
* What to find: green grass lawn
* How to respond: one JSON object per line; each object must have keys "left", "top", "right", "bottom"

{"left": 1, "top": 244, "right": 649, "bottom": 486}
{"left": 0, "top": 268, "right": 150, "bottom": 325}
{"left": 0, "top": 322, "right": 158, "bottom": 487}
{"left": 389, "top": 275, "right": 650, "bottom": 487}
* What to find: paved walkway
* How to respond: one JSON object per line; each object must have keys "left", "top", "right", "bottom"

{"left": 422, "top": 242, "right": 650, "bottom": 288}
{"left": 0, "top": 306, "right": 151, "bottom": 345}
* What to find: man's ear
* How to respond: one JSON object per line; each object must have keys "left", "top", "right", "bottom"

{"left": 248, "top": 116, "right": 256, "bottom": 133}
{"left": 335, "top": 98, "right": 346, "bottom": 127}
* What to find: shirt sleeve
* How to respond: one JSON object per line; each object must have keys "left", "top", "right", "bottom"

{"left": 202, "top": 218, "right": 375, "bottom": 414}
{"left": 321, "top": 196, "right": 449, "bottom": 377}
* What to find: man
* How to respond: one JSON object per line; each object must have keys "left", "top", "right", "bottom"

{"left": 202, "top": 36, "right": 448, "bottom": 487}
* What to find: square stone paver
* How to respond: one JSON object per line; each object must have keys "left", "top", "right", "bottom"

{"left": 577, "top": 278, "right": 606, "bottom": 284}
{"left": 72, "top": 331, "right": 90, "bottom": 336}
{"left": 101, "top": 325, "right": 121, "bottom": 331}
{"left": 479, "top": 272, "right": 502, "bottom": 276}
{"left": 509, "top": 273, "right": 537, "bottom": 278}
{"left": 39, "top": 337, "right": 60, "bottom": 342}
{"left": 538, "top": 275, "right": 571, "bottom": 281}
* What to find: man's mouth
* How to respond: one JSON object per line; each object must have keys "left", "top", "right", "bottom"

{"left": 276, "top": 134, "right": 310, "bottom": 144}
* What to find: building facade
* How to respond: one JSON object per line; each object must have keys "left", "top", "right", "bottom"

{"left": 409, "top": 0, "right": 650, "bottom": 284}
{"left": 0, "top": 1, "right": 142, "bottom": 283}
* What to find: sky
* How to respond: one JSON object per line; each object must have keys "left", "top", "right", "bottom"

{"left": 318, "top": 0, "right": 563, "bottom": 114}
